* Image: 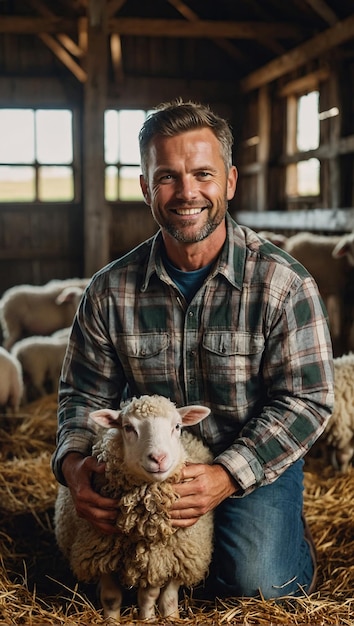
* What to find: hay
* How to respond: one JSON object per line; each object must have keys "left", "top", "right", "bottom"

{"left": 0, "top": 395, "right": 354, "bottom": 625}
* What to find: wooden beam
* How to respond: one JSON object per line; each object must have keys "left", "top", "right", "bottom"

{"left": 107, "top": 0, "right": 127, "bottom": 17}
{"left": 108, "top": 18, "right": 309, "bottom": 38}
{"left": 235, "top": 208, "right": 354, "bottom": 233}
{"left": 241, "top": 13, "right": 354, "bottom": 92}
{"left": 0, "top": 17, "right": 73, "bottom": 33}
{"left": 277, "top": 67, "right": 330, "bottom": 97}
{"left": 166, "top": 0, "right": 247, "bottom": 62}
{"left": 83, "top": 0, "right": 110, "bottom": 276}
{"left": 110, "top": 32, "right": 124, "bottom": 82}
{"left": 303, "top": 0, "right": 338, "bottom": 26}
{"left": 26, "top": 0, "right": 84, "bottom": 57}
{"left": 38, "top": 33, "right": 87, "bottom": 82}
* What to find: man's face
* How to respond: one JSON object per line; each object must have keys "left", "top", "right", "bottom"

{"left": 140, "top": 128, "right": 237, "bottom": 244}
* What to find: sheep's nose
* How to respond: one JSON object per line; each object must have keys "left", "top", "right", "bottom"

{"left": 148, "top": 452, "right": 166, "bottom": 465}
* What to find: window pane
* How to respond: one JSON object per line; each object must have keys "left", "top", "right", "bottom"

{"left": 120, "top": 166, "right": 142, "bottom": 200}
{"left": 118, "top": 110, "right": 145, "bottom": 163}
{"left": 38, "top": 165, "right": 74, "bottom": 200}
{"left": 0, "top": 165, "right": 35, "bottom": 200}
{"left": 105, "top": 110, "right": 119, "bottom": 164}
{"left": 297, "top": 158, "right": 320, "bottom": 196}
{"left": 105, "top": 165, "right": 118, "bottom": 200}
{"left": 0, "top": 109, "right": 35, "bottom": 163}
{"left": 36, "top": 110, "right": 73, "bottom": 164}
{"left": 297, "top": 92, "right": 319, "bottom": 151}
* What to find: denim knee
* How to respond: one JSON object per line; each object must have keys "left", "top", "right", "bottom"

{"left": 205, "top": 460, "right": 314, "bottom": 600}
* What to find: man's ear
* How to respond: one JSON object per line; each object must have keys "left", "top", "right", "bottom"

{"left": 140, "top": 174, "right": 151, "bottom": 205}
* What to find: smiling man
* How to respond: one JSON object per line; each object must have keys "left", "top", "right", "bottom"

{"left": 52, "top": 99, "right": 334, "bottom": 602}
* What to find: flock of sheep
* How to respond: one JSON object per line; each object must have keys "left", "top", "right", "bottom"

{"left": 0, "top": 277, "right": 89, "bottom": 410}
{"left": 0, "top": 229, "right": 354, "bottom": 617}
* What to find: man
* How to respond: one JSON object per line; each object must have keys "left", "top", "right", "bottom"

{"left": 52, "top": 99, "right": 334, "bottom": 600}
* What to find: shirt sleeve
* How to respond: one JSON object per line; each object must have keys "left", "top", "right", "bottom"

{"left": 51, "top": 286, "right": 126, "bottom": 485}
{"left": 214, "top": 273, "right": 334, "bottom": 495}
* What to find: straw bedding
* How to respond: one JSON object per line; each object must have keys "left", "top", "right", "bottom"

{"left": 0, "top": 395, "right": 353, "bottom": 625}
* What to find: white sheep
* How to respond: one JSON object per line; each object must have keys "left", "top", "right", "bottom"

{"left": 257, "top": 230, "right": 288, "bottom": 249}
{"left": 0, "top": 346, "right": 24, "bottom": 413}
{"left": 11, "top": 331, "right": 69, "bottom": 399}
{"left": 0, "top": 278, "right": 88, "bottom": 350}
{"left": 322, "top": 352, "right": 354, "bottom": 472}
{"left": 54, "top": 395, "right": 213, "bottom": 620}
{"left": 284, "top": 232, "right": 354, "bottom": 354}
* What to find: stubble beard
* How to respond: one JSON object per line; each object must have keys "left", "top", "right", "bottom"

{"left": 162, "top": 200, "right": 228, "bottom": 244}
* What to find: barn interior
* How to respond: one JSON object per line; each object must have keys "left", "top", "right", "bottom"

{"left": 0, "top": 1, "right": 354, "bottom": 624}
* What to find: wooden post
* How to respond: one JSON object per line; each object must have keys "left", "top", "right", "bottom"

{"left": 83, "top": 0, "right": 109, "bottom": 277}
{"left": 257, "top": 85, "right": 271, "bottom": 211}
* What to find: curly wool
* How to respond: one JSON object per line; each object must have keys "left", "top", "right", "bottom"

{"left": 55, "top": 429, "right": 213, "bottom": 589}
{"left": 323, "top": 352, "right": 354, "bottom": 470}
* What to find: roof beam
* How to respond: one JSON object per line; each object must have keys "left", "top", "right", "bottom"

{"left": 0, "top": 16, "right": 309, "bottom": 39}
{"left": 108, "top": 18, "right": 309, "bottom": 38}
{"left": 166, "top": 0, "right": 247, "bottom": 62}
{"left": 303, "top": 0, "right": 338, "bottom": 26}
{"left": 241, "top": 13, "right": 354, "bottom": 92}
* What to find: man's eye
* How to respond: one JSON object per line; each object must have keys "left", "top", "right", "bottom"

{"left": 198, "top": 171, "right": 211, "bottom": 178}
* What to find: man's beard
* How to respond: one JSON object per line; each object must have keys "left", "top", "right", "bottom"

{"left": 162, "top": 202, "right": 228, "bottom": 244}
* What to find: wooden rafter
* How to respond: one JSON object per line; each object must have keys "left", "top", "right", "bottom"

{"left": 166, "top": 0, "right": 248, "bottom": 63}
{"left": 38, "top": 32, "right": 87, "bottom": 81}
{"left": 26, "top": 0, "right": 84, "bottom": 57}
{"left": 0, "top": 17, "right": 310, "bottom": 39}
{"left": 303, "top": 0, "right": 338, "bottom": 26}
{"left": 241, "top": 13, "right": 354, "bottom": 92}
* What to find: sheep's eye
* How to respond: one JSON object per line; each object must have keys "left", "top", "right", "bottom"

{"left": 175, "top": 423, "right": 182, "bottom": 431}
{"left": 123, "top": 424, "right": 136, "bottom": 434}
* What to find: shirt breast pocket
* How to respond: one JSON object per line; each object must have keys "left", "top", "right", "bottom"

{"left": 116, "top": 333, "right": 172, "bottom": 384}
{"left": 202, "top": 331, "right": 265, "bottom": 410}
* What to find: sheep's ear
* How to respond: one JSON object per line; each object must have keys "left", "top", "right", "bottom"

{"left": 332, "top": 239, "right": 349, "bottom": 259}
{"left": 90, "top": 408, "right": 122, "bottom": 429}
{"left": 332, "top": 233, "right": 354, "bottom": 263}
{"left": 55, "top": 286, "right": 83, "bottom": 305}
{"left": 177, "top": 405, "right": 211, "bottom": 426}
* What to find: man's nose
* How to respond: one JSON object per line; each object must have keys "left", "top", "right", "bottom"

{"left": 175, "top": 175, "right": 198, "bottom": 200}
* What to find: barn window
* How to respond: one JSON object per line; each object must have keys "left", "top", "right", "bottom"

{"left": 104, "top": 109, "right": 150, "bottom": 201}
{"left": 286, "top": 91, "right": 320, "bottom": 198}
{"left": 0, "top": 108, "right": 74, "bottom": 202}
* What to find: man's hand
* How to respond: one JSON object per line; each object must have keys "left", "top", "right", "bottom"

{"left": 170, "top": 463, "right": 238, "bottom": 528}
{"left": 61, "top": 452, "right": 119, "bottom": 535}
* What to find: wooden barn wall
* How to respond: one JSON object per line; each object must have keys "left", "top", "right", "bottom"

{"left": 235, "top": 56, "right": 354, "bottom": 235}
{"left": 1, "top": 28, "right": 354, "bottom": 294}
{"left": 0, "top": 43, "right": 239, "bottom": 296}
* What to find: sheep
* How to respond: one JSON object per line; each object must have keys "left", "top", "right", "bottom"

{"left": 0, "top": 346, "right": 24, "bottom": 413}
{"left": 0, "top": 278, "right": 88, "bottom": 350}
{"left": 54, "top": 395, "right": 214, "bottom": 620}
{"left": 284, "top": 232, "right": 354, "bottom": 355}
{"left": 11, "top": 331, "right": 69, "bottom": 400}
{"left": 257, "top": 230, "right": 288, "bottom": 249}
{"left": 321, "top": 352, "right": 354, "bottom": 472}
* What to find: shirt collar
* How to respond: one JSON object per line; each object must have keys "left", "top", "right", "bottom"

{"left": 141, "top": 213, "right": 245, "bottom": 292}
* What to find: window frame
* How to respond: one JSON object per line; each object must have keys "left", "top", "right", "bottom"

{"left": 0, "top": 106, "right": 80, "bottom": 204}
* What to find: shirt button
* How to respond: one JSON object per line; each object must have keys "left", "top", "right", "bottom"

{"left": 190, "top": 378, "right": 195, "bottom": 385}
{"left": 188, "top": 311, "right": 194, "bottom": 317}
{"left": 190, "top": 350, "right": 196, "bottom": 357}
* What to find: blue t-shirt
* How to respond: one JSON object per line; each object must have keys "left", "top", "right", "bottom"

{"left": 162, "top": 251, "right": 213, "bottom": 303}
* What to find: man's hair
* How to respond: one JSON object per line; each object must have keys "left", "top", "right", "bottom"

{"left": 139, "top": 99, "right": 234, "bottom": 178}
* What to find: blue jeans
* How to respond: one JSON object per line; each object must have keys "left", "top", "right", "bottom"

{"left": 197, "top": 459, "right": 314, "bottom": 599}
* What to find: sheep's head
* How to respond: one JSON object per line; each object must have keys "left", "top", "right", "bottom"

{"left": 90, "top": 395, "right": 210, "bottom": 482}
